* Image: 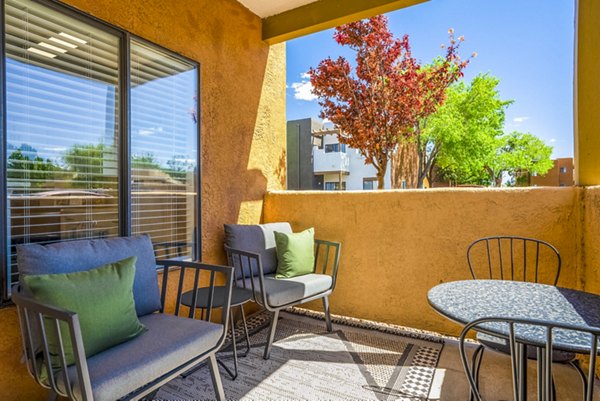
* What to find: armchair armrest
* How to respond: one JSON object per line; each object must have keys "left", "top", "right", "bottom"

{"left": 12, "top": 287, "right": 93, "bottom": 401}
{"left": 155, "top": 260, "right": 234, "bottom": 330}
{"left": 223, "top": 246, "right": 269, "bottom": 307}
{"left": 314, "top": 239, "right": 342, "bottom": 290}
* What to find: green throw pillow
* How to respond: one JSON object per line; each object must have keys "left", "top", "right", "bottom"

{"left": 274, "top": 228, "right": 315, "bottom": 278}
{"left": 21, "top": 256, "right": 146, "bottom": 366}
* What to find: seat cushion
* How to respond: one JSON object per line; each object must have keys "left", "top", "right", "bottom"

{"left": 238, "top": 273, "right": 332, "bottom": 307}
{"left": 224, "top": 222, "right": 292, "bottom": 277}
{"left": 63, "top": 313, "right": 223, "bottom": 401}
{"left": 17, "top": 235, "right": 161, "bottom": 316}
{"left": 477, "top": 332, "right": 576, "bottom": 362}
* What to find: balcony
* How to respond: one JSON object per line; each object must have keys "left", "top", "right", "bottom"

{"left": 1, "top": 0, "right": 600, "bottom": 399}
{"left": 313, "top": 149, "right": 350, "bottom": 174}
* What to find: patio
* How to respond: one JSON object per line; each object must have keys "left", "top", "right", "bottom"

{"left": 155, "top": 310, "right": 593, "bottom": 400}
{"left": 1, "top": 0, "right": 600, "bottom": 400}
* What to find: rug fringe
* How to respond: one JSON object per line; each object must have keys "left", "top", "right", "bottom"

{"left": 284, "top": 306, "right": 448, "bottom": 344}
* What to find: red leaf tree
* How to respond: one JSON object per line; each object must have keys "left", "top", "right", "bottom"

{"left": 309, "top": 16, "right": 470, "bottom": 189}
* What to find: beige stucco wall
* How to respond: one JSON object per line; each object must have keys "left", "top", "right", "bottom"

{"left": 0, "top": 0, "right": 285, "bottom": 399}
{"left": 264, "top": 188, "right": 582, "bottom": 336}
{"left": 582, "top": 186, "right": 600, "bottom": 293}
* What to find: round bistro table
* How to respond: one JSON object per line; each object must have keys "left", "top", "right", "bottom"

{"left": 427, "top": 280, "right": 600, "bottom": 401}
{"left": 181, "top": 286, "right": 253, "bottom": 379}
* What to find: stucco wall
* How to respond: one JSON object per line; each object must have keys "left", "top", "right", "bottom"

{"left": 264, "top": 188, "right": 582, "bottom": 335}
{"left": 582, "top": 186, "right": 600, "bottom": 292}
{"left": 0, "top": 0, "right": 285, "bottom": 399}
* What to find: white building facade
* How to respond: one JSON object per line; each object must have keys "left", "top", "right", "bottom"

{"left": 312, "top": 128, "right": 392, "bottom": 190}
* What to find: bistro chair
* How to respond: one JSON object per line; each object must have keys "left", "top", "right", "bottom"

{"left": 459, "top": 316, "right": 598, "bottom": 401}
{"left": 466, "top": 236, "right": 585, "bottom": 399}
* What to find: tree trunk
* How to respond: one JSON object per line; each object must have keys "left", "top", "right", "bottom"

{"left": 376, "top": 171, "right": 385, "bottom": 190}
{"left": 391, "top": 140, "right": 419, "bottom": 189}
{"left": 376, "top": 158, "right": 387, "bottom": 190}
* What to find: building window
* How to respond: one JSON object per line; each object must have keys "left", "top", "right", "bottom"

{"left": 325, "top": 182, "right": 339, "bottom": 190}
{"left": 363, "top": 178, "right": 377, "bottom": 190}
{"left": 324, "top": 143, "right": 346, "bottom": 153}
{"left": 2, "top": 0, "right": 199, "bottom": 298}
{"left": 130, "top": 40, "right": 198, "bottom": 260}
{"left": 559, "top": 167, "right": 567, "bottom": 174}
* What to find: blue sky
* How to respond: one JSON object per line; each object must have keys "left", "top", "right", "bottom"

{"left": 286, "top": 0, "right": 575, "bottom": 158}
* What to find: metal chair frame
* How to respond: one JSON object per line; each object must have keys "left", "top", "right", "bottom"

{"left": 459, "top": 316, "right": 599, "bottom": 401}
{"left": 225, "top": 238, "right": 341, "bottom": 359}
{"left": 13, "top": 260, "right": 234, "bottom": 401}
{"left": 465, "top": 236, "right": 588, "bottom": 399}
{"left": 467, "top": 236, "right": 561, "bottom": 285}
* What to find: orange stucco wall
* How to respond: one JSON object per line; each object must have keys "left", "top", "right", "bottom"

{"left": 0, "top": 0, "right": 285, "bottom": 399}
{"left": 582, "top": 186, "right": 600, "bottom": 293}
{"left": 264, "top": 188, "right": 583, "bottom": 335}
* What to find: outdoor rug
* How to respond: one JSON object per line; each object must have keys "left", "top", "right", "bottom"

{"left": 155, "top": 310, "right": 444, "bottom": 401}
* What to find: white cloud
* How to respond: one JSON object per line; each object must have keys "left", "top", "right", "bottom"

{"left": 137, "top": 127, "right": 164, "bottom": 136}
{"left": 322, "top": 118, "right": 331, "bottom": 124}
{"left": 290, "top": 72, "right": 317, "bottom": 101}
{"left": 549, "top": 138, "right": 557, "bottom": 143}
{"left": 513, "top": 116, "right": 530, "bottom": 124}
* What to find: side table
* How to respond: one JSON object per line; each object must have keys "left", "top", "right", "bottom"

{"left": 181, "top": 286, "right": 253, "bottom": 379}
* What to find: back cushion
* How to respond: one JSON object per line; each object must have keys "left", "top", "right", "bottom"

{"left": 224, "top": 222, "right": 292, "bottom": 277}
{"left": 17, "top": 235, "right": 161, "bottom": 316}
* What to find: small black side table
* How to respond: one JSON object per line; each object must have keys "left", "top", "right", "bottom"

{"left": 181, "top": 286, "right": 253, "bottom": 379}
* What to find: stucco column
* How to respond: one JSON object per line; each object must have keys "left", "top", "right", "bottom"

{"left": 575, "top": 0, "right": 600, "bottom": 185}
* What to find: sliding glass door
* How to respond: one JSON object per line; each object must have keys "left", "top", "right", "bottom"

{"left": 1, "top": 0, "right": 200, "bottom": 300}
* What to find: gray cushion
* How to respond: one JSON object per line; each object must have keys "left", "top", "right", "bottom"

{"left": 224, "top": 222, "right": 292, "bottom": 277}
{"left": 17, "top": 235, "right": 161, "bottom": 316}
{"left": 238, "top": 273, "right": 332, "bottom": 307}
{"left": 61, "top": 313, "right": 223, "bottom": 401}
{"left": 477, "top": 332, "right": 575, "bottom": 362}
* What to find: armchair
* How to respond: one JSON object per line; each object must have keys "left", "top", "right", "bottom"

{"left": 12, "top": 235, "right": 234, "bottom": 401}
{"left": 224, "top": 222, "right": 341, "bottom": 359}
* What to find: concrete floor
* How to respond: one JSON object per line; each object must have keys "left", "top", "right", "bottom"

{"left": 432, "top": 338, "right": 597, "bottom": 401}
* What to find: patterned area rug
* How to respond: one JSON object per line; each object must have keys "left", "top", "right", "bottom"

{"left": 155, "top": 311, "right": 444, "bottom": 401}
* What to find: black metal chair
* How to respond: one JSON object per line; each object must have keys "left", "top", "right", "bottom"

{"left": 12, "top": 235, "right": 234, "bottom": 401}
{"left": 459, "top": 316, "right": 598, "bottom": 401}
{"left": 466, "top": 236, "right": 585, "bottom": 399}
{"left": 225, "top": 239, "right": 341, "bottom": 360}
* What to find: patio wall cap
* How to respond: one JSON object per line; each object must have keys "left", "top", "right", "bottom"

{"left": 267, "top": 186, "right": 580, "bottom": 196}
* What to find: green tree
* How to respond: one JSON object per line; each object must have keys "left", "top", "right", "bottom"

{"left": 420, "top": 74, "right": 553, "bottom": 186}
{"left": 63, "top": 143, "right": 116, "bottom": 189}
{"left": 486, "top": 131, "right": 554, "bottom": 186}
{"left": 132, "top": 153, "right": 162, "bottom": 170}
{"left": 420, "top": 74, "right": 511, "bottom": 185}
{"left": 7, "top": 145, "right": 62, "bottom": 187}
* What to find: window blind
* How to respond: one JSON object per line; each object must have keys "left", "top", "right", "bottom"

{"left": 130, "top": 40, "right": 198, "bottom": 261}
{"left": 5, "top": 0, "right": 120, "bottom": 283}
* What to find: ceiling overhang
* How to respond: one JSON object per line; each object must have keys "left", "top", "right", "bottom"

{"left": 258, "top": 0, "right": 429, "bottom": 44}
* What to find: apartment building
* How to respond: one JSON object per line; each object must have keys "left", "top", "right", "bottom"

{"left": 529, "top": 157, "right": 575, "bottom": 187}
{"left": 287, "top": 118, "right": 391, "bottom": 190}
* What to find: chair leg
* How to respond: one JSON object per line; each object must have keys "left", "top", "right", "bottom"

{"left": 263, "top": 310, "right": 279, "bottom": 360}
{"left": 322, "top": 296, "right": 333, "bottom": 333}
{"left": 209, "top": 354, "right": 225, "bottom": 401}
{"left": 470, "top": 345, "right": 485, "bottom": 401}
{"left": 569, "top": 359, "right": 588, "bottom": 400}
{"left": 240, "top": 304, "right": 251, "bottom": 357}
